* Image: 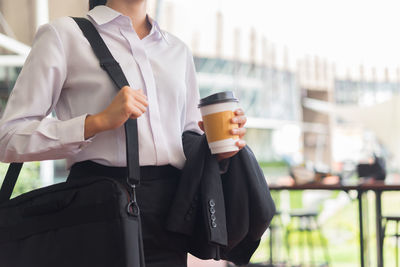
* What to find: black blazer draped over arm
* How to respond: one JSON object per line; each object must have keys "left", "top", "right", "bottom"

{"left": 166, "top": 131, "right": 276, "bottom": 266}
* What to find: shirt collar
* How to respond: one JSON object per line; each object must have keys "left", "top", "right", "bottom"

{"left": 87, "top": 6, "right": 169, "bottom": 45}
{"left": 147, "top": 16, "right": 169, "bottom": 44}
{"left": 87, "top": 5, "right": 122, "bottom": 25}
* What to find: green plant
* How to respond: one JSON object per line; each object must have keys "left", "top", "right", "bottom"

{"left": 258, "top": 161, "right": 289, "bottom": 168}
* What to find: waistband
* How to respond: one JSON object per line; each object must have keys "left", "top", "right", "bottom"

{"left": 67, "top": 160, "right": 181, "bottom": 181}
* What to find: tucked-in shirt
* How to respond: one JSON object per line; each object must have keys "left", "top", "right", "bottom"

{"left": 0, "top": 6, "right": 202, "bottom": 169}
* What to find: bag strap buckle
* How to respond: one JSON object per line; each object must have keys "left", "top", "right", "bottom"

{"left": 126, "top": 178, "right": 140, "bottom": 217}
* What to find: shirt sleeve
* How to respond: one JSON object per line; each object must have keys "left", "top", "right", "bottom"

{"left": 182, "top": 47, "right": 233, "bottom": 171}
{"left": 182, "top": 46, "right": 203, "bottom": 134}
{"left": 0, "top": 23, "right": 92, "bottom": 163}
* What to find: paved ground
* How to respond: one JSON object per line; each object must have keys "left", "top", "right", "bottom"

{"left": 188, "top": 254, "right": 227, "bottom": 267}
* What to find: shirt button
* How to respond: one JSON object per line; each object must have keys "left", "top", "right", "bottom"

{"left": 209, "top": 199, "right": 215, "bottom": 207}
{"left": 211, "top": 214, "right": 216, "bottom": 221}
{"left": 209, "top": 207, "right": 215, "bottom": 214}
{"left": 211, "top": 222, "right": 217, "bottom": 228}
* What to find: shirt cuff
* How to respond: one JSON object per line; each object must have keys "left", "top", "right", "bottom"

{"left": 57, "top": 114, "right": 94, "bottom": 149}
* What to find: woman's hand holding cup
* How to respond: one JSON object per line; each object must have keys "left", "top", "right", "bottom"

{"left": 198, "top": 108, "right": 247, "bottom": 161}
{"left": 197, "top": 91, "right": 246, "bottom": 160}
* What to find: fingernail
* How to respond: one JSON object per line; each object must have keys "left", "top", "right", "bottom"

{"left": 232, "top": 129, "right": 238, "bottom": 134}
{"left": 232, "top": 118, "right": 238, "bottom": 123}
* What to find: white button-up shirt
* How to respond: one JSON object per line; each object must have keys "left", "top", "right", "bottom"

{"left": 0, "top": 6, "right": 202, "bottom": 169}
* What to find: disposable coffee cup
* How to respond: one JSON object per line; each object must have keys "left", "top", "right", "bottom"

{"left": 198, "top": 91, "right": 240, "bottom": 154}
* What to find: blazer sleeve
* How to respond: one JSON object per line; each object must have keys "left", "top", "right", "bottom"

{"left": 221, "top": 145, "right": 276, "bottom": 265}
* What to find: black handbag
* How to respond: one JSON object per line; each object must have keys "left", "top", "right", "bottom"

{"left": 0, "top": 18, "right": 145, "bottom": 267}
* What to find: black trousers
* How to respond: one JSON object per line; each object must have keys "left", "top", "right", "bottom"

{"left": 67, "top": 161, "right": 188, "bottom": 267}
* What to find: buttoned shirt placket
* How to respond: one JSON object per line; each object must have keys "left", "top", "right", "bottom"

{"left": 119, "top": 23, "right": 170, "bottom": 165}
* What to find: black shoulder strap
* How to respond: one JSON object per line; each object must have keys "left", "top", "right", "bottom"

{"left": 73, "top": 18, "right": 129, "bottom": 89}
{"left": 72, "top": 17, "right": 140, "bottom": 186}
{"left": 0, "top": 18, "right": 140, "bottom": 204}
{"left": 0, "top": 163, "right": 22, "bottom": 203}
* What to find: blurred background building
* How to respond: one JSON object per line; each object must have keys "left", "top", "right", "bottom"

{"left": 2, "top": 0, "right": 399, "bottom": 183}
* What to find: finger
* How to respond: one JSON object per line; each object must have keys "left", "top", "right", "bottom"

{"left": 121, "top": 85, "right": 131, "bottom": 91}
{"left": 129, "top": 93, "right": 148, "bottom": 107}
{"left": 234, "top": 108, "right": 245, "bottom": 116}
{"left": 231, "top": 127, "right": 246, "bottom": 138}
{"left": 129, "top": 114, "right": 143, "bottom": 120}
{"left": 120, "top": 86, "right": 133, "bottom": 99}
{"left": 134, "top": 89, "right": 147, "bottom": 99}
{"left": 134, "top": 92, "right": 148, "bottom": 102}
{"left": 126, "top": 95, "right": 147, "bottom": 112}
{"left": 133, "top": 92, "right": 148, "bottom": 105}
{"left": 128, "top": 105, "right": 144, "bottom": 118}
{"left": 198, "top": 121, "right": 204, "bottom": 131}
{"left": 135, "top": 96, "right": 149, "bottom": 108}
{"left": 134, "top": 102, "right": 147, "bottom": 113}
{"left": 236, "top": 140, "right": 246, "bottom": 150}
{"left": 231, "top": 116, "right": 247, "bottom": 127}
{"left": 120, "top": 87, "right": 146, "bottom": 105}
